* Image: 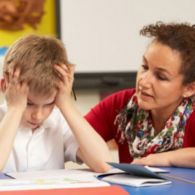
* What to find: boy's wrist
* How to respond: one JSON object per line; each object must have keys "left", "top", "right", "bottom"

{"left": 57, "top": 96, "right": 75, "bottom": 111}
{"left": 7, "top": 106, "right": 25, "bottom": 115}
{"left": 56, "top": 95, "right": 72, "bottom": 107}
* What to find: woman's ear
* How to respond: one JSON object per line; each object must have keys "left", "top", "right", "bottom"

{"left": 183, "top": 82, "right": 195, "bottom": 98}
{"left": 0, "top": 78, "right": 6, "bottom": 92}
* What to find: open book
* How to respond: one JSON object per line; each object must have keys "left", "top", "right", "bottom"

{"left": 0, "top": 169, "right": 110, "bottom": 191}
{"left": 97, "top": 162, "right": 171, "bottom": 187}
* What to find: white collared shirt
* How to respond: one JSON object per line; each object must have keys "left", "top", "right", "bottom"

{"left": 0, "top": 103, "right": 79, "bottom": 173}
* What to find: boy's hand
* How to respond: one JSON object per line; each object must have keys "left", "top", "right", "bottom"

{"left": 54, "top": 63, "right": 75, "bottom": 108}
{"left": 5, "top": 69, "right": 29, "bottom": 112}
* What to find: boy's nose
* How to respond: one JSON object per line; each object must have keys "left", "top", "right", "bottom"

{"left": 32, "top": 108, "right": 43, "bottom": 122}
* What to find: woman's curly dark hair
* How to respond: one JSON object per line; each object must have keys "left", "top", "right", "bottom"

{"left": 140, "top": 21, "right": 195, "bottom": 85}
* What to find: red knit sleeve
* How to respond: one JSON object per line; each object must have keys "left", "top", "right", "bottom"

{"left": 85, "top": 89, "right": 135, "bottom": 141}
{"left": 183, "top": 110, "right": 195, "bottom": 147}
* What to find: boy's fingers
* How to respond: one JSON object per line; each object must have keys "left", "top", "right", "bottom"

{"left": 6, "top": 67, "right": 21, "bottom": 84}
{"left": 67, "top": 64, "right": 75, "bottom": 73}
{"left": 11, "top": 77, "right": 18, "bottom": 85}
{"left": 21, "top": 82, "right": 29, "bottom": 94}
{"left": 7, "top": 68, "right": 13, "bottom": 83}
{"left": 13, "top": 68, "right": 20, "bottom": 78}
{"left": 54, "top": 63, "right": 75, "bottom": 84}
{"left": 10, "top": 70, "right": 18, "bottom": 85}
{"left": 55, "top": 63, "right": 75, "bottom": 72}
{"left": 54, "top": 64, "right": 67, "bottom": 80}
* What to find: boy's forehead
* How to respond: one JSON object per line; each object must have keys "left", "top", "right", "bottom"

{"left": 27, "top": 91, "right": 57, "bottom": 104}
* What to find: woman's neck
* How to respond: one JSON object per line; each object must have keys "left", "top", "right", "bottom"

{"left": 151, "top": 113, "right": 168, "bottom": 133}
{"left": 151, "top": 100, "right": 183, "bottom": 133}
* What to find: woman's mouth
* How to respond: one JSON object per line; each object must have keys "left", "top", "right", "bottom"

{"left": 139, "top": 91, "right": 153, "bottom": 100}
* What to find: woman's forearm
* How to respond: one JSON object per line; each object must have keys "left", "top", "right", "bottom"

{"left": 169, "top": 148, "right": 195, "bottom": 168}
{"left": 132, "top": 148, "right": 195, "bottom": 168}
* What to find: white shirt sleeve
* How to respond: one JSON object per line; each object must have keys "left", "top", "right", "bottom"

{"left": 56, "top": 112, "right": 80, "bottom": 163}
{"left": 63, "top": 128, "right": 80, "bottom": 163}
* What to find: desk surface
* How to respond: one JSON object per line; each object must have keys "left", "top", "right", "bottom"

{"left": 0, "top": 167, "right": 194, "bottom": 195}
{"left": 121, "top": 167, "right": 195, "bottom": 195}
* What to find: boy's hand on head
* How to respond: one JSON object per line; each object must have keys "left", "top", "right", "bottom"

{"left": 5, "top": 69, "right": 29, "bottom": 112}
{"left": 54, "top": 63, "right": 75, "bottom": 108}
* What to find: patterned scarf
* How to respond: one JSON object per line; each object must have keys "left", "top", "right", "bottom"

{"left": 115, "top": 94, "right": 193, "bottom": 158}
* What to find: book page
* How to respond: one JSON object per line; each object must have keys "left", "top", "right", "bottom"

{"left": 1, "top": 169, "right": 109, "bottom": 191}
{"left": 97, "top": 163, "right": 171, "bottom": 187}
{"left": 101, "top": 173, "right": 171, "bottom": 187}
{"left": 6, "top": 169, "right": 96, "bottom": 179}
{"left": 145, "top": 166, "right": 169, "bottom": 173}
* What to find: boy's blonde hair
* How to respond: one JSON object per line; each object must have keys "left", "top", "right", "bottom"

{"left": 3, "top": 34, "right": 72, "bottom": 96}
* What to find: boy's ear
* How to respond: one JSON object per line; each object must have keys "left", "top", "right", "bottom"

{"left": 0, "top": 78, "right": 6, "bottom": 92}
{"left": 183, "top": 82, "right": 195, "bottom": 98}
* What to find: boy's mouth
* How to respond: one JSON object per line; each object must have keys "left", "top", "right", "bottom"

{"left": 27, "top": 121, "right": 41, "bottom": 127}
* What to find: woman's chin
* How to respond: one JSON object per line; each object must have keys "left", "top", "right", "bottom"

{"left": 137, "top": 100, "right": 152, "bottom": 110}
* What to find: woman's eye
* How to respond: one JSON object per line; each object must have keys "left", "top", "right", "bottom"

{"left": 156, "top": 73, "right": 168, "bottom": 81}
{"left": 141, "top": 64, "right": 148, "bottom": 71}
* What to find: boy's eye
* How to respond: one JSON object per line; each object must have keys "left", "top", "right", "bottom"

{"left": 47, "top": 102, "right": 54, "bottom": 106}
{"left": 27, "top": 102, "right": 34, "bottom": 106}
{"left": 44, "top": 102, "right": 55, "bottom": 107}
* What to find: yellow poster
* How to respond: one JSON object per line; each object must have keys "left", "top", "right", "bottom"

{"left": 0, "top": 0, "right": 57, "bottom": 47}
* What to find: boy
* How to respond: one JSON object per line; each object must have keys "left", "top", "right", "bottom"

{"left": 0, "top": 35, "right": 111, "bottom": 172}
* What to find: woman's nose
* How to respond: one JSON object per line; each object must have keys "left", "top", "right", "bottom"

{"left": 139, "top": 72, "right": 152, "bottom": 88}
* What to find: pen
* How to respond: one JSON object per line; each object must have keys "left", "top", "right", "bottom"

{"left": 4, "top": 173, "right": 15, "bottom": 179}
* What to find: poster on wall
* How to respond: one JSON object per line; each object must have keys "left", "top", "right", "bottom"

{"left": 0, "top": 0, "right": 58, "bottom": 67}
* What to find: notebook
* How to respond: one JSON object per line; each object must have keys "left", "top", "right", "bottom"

{"left": 97, "top": 162, "right": 171, "bottom": 187}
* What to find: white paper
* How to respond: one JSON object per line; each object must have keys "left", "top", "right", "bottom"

{"left": 145, "top": 166, "right": 169, "bottom": 173}
{"left": 0, "top": 169, "right": 109, "bottom": 191}
{"left": 101, "top": 173, "right": 171, "bottom": 187}
{"left": 97, "top": 166, "right": 169, "bottom": 178}
{"left": 97, "top": 164, "right": 171, "bottom": 187}
{"left": 6, "top": 169, "right": 96, "bottom": 179}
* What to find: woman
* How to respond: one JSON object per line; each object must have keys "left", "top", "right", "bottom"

{"left": 85, "top": 22, "right": 195, "bottom": 168}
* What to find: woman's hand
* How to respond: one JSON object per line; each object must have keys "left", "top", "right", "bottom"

{"left": 54, "top": 63, "right": 75, "bottom": 108}
{"left": 132, "top": 148, "right": 195, "bottom": 168}
{"left": 131, "top": 153, "right": 171, "bottom": 166}
{"left": 5, "top": 68, "right": 29, "bottom": 113}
